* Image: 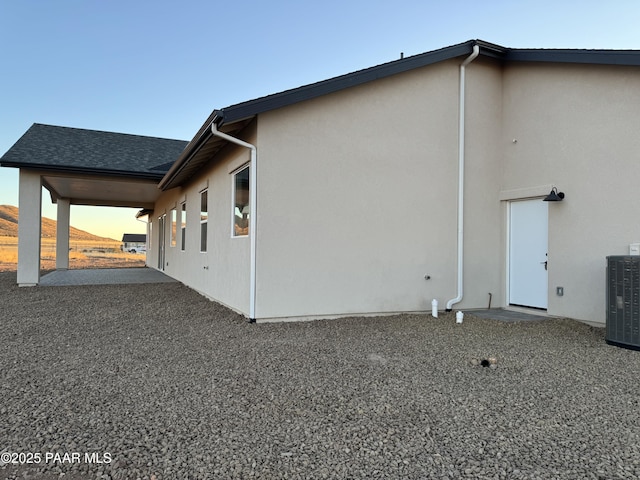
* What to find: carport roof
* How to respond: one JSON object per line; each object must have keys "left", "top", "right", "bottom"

{"left": 0, "top": 123, "right": 188, "bottom": 180}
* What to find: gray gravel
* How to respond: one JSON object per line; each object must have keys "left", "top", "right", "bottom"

{"left": 1, "top": 271, "right": 639, "bottom": 479}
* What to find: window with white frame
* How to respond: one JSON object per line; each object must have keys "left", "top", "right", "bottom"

{"left": 170, "top": 208, "right": 177, "bottom": 247}
{"left": 180, "top": 202, "right": 186, "bottom": 251}
{"left": 233, "top": 166, "right": 250, "bottom": 237}
{"left": 200, "top": 190, "right": 208, "bottom": 252}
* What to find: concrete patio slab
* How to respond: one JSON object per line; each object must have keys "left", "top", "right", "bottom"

{"left": 40, "top": 268, "right": 177, "bottom": 286}
{"left": 465, "top": 308, "right": 551, "bottom": 322}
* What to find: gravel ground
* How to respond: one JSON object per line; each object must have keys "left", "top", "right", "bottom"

{"left": 1, "top": 271, "right": 639, "bottom": 479}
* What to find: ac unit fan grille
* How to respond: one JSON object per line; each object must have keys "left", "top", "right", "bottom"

{"left": 607, "top": 256, "right": 640, "bottom": 350}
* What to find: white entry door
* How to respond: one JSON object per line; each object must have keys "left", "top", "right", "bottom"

{"left": 509, "top": 199, "right": 548, "bottom": 309}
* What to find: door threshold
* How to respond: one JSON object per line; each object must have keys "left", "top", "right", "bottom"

{"left": 506, "top": 305, "right": 552, "bottom": 317}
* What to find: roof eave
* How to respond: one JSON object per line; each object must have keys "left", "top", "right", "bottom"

{"left": 159, "top": 40, "right": 490, "bottom": 191}
{"left": 158, "top": 110, "right": 225, "bottom": 190}
{"left": 222, "top": 40, "right": 489, "bottom": 124}
{"left": 0, "top": 161, "right": 165, "bottom": 181}
{"left": 159, "top": 111, "right": 247, "bottom": 191}
{"left": 505, "top": 49, "right": 640, "bottom": 66}
{"left": 159, "top": 39, "right": 640, "bottom": 191}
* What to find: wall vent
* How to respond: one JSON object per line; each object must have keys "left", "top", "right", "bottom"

{"left": 606, "top": 256, "right": 640, "bottom": 350}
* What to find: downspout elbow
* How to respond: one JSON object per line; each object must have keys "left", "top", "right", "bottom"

{"left": 461, "top": 44, "right": 480, "bottom": 67}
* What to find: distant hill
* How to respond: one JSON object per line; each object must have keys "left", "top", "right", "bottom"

{"left": 0, "top": 205, "right": 117, "bottom": 241}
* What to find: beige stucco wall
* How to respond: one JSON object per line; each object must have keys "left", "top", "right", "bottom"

{"left": 255, "top": 58, "right": 505, "bottom": 320}
{"left": 501, "top": 62, "right": 640, "bottom": 325}
{"left": 149, "top": 127, "right": 254, "bottom": 315}
{"left": 149, "top": 56, "right": 638, "bottom": 326}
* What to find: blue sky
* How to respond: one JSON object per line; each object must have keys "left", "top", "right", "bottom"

{"left": 1, "top": 0, "right": 639, "bottom": 239}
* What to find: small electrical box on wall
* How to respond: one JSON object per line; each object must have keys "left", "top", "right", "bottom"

{"left": 630, "top": 243, "right": 640, "bottom": 256}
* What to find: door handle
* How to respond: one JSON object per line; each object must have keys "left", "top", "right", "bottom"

{"left": 540, "top": 261, "right": 548, "bottom": 270}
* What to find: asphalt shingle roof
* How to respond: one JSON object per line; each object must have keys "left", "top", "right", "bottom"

{"left": 1, "top": 123, "right": 188, "bottom": 179}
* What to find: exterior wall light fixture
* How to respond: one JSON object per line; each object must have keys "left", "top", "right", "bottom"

{"left": 543, "top": 187, "right": 565, "bottom": 202}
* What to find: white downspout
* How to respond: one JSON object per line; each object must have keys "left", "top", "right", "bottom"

{"left": 211, "top": 122, "right": 258, "bottom": 322}
{"left": 446, "top": 44, "right": 480, "bottom": 311}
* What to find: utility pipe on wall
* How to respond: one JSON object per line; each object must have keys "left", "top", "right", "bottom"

{"left": 210, "top": 121, "right": 258, "bottom": 322}
{"left": 446, "top": 44, "right": 480, "bottom": 311}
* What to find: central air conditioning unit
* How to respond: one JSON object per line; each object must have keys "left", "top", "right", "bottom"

{"left": 606, "top": 256, "right": 640, "bottom": 350}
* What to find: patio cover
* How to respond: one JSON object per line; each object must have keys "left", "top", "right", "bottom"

{"left": 0, "top": 123, "right": 188, "bottom": 285}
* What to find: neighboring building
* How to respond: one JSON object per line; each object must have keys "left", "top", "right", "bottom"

{"left": 3, "top": 39, "right": 640, "bottom": 326}
{"left": 122, "top": 233, "right": 147, "bottom": 253}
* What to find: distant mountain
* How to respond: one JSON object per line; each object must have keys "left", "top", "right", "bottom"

{"left": 0, "top": 205, "right": 117, "bottom": 241}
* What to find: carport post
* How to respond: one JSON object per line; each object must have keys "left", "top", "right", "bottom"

{"left": 17, "top": 170, "right": 42, "bottom": 286}
{"left": 55, "top": 198, "right": 70, "bottom": 270}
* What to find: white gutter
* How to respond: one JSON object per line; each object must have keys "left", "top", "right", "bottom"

{"left": 446, "top": 44, "right": 480, "bottom": 311}
{"left": 210, "top": 121, "right": 258, "bottom": 322}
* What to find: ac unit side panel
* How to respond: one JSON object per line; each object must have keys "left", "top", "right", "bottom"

{"left": 606, "top": 256, "right": 640, "bottom": 350}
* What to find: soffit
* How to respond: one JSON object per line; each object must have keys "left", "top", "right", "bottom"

{"left": 42, "top": 172, "right": 161, "bottom": 208}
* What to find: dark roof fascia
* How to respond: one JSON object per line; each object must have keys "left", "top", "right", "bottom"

{"left": 505, "top": 48, "right": 640, "bottom": 66}
{"left": 217, "top": 40, "right": 640, "bottom": 125}
{"left": 213, "top": 40, "right": 640, "bottom": 126}
{"left": 1, "top": 162, "right": 165, "bottom": 181}
{"left": 221, "top": 40, "right": 482, "bottom": 124}
{"left": 471, "top": 39, "right": 640, "bottom": 65}
{"left": 161, "top": 39, "right": 640, "bottom": 190}
{"left": 159, "top": 40, "right": 483, "bottom": 190}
